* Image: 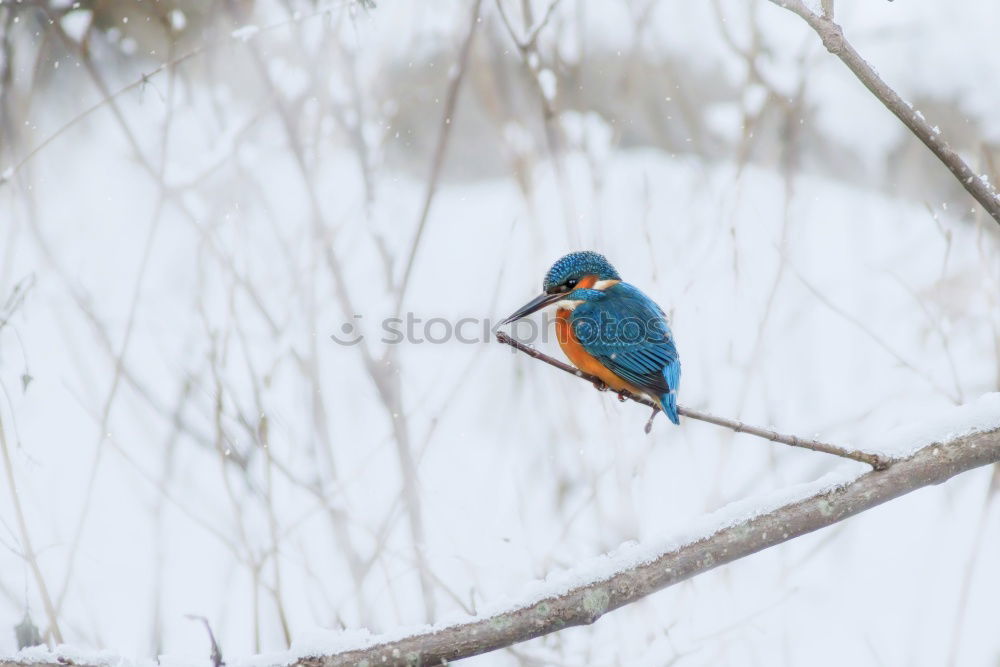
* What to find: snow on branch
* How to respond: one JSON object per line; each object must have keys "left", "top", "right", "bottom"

{"left": 6, "top": 419, "right": 998, "bottom": 667}
{"left": 281, "top": 424, "right": 999, "bottom": 667}
{"left": 767, "top": 0, "right": 1000, "bottom": 226}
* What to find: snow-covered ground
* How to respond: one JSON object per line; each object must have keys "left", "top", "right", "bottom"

{"left": 2, "top": 1, "right": 1000, "bottom": 665}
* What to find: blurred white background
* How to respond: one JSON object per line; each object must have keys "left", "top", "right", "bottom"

{"left": 1, "top": 0, "right": 999, "bottom": 664}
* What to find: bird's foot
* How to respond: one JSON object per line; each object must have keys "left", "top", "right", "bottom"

{"left": 592, "top": 379, "right": 608, "bottom": 392}
{"left": 644, "top": 407, "right": 659, "bottom": 434}
{"left": 616, "top": 391, "right": 628, "bottom": 402}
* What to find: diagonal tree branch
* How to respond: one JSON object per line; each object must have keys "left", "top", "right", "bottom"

{"left": 288, "top": 425, "right": 998, "bottom": 666}
{"left": 767, "top": 0, "right": 1000, "bottom": 226}
{"left": 496, "top": 331, "right": 891, "bottom": 469}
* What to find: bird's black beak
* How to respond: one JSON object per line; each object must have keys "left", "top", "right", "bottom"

{"left": 499, "top": 292, "right": 563, "bottom": 326}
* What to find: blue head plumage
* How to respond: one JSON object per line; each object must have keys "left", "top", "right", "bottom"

{"left": 543, "top": 251, "right": 620, "bottom": 293}
{"left": 499, "top": 251, "right": 622, "bottom": 326}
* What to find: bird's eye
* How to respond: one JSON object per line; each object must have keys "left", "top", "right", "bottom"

{"left": 566, "top": 279, "right": 578, "bottom": 289}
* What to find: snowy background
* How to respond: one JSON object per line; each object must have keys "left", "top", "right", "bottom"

{"left": 1, "top": 0, "right": 1000, "bottom": 665}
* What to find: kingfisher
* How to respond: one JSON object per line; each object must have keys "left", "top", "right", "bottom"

{"left": 500, "top": 251, "right": 681, "bottom": 428}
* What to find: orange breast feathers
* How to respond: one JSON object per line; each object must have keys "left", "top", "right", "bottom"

{"left": 555, "top": 308, "right": 645, "bottom": 395}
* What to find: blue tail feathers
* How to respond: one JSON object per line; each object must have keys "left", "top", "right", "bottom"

{"left": 660, "top": 392, "right": 680, "bottom": 425}
{"left": 660, "top": 359, "right": 681, "bottom": 425}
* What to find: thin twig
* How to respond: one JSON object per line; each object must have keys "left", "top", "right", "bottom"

{"left": 767, "top": 0, "right": 1000, "bottom": 226}
{"left": 186, "top": 615, "right": 224, "bottom": 667}
{"left": 494, "top": 0, "right": 578, "bottom": 244}
{"left": 394, "top": 0, "right": 484, "bottom": 314}
{"left": 792, "top": 266, "right": 959, "bottom": 404}
{"left": 0, "top": 410, "right": 63, "bottom": 642}
{"left": 495, "top": 331, "right": 890, "bottom": 469}
{"left": 494, "top": 0, "right": 562, "bottom": 50}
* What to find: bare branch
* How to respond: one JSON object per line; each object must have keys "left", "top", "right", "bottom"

{"left": 767, "top": 0, "right": 1000, "bottom": 225}
{"left": 496, "top": 331, "right": 890, "bottom": 469}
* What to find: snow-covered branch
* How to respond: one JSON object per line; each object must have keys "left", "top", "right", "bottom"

{"left": 278, "top": 425, "right": 999, "bottom": 666}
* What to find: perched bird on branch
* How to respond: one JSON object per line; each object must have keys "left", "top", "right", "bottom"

{"left": 500, "top": 251, "right": 681, "bottom": 426}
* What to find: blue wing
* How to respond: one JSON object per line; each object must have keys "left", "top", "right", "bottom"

{"left": 571, "top": 283, "right": 681, "bottom": 423}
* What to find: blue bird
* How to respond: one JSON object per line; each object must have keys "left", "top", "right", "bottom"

{"left": 500, "top": 251, "right": 681, "bottom": 426}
